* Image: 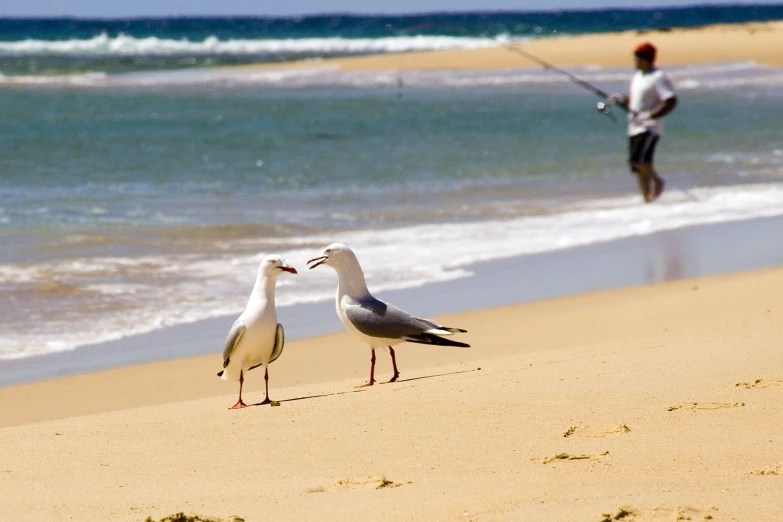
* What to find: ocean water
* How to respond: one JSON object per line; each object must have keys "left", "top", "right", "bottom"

{"left": 1, "top": 8, "right": 783, "bottom": 361}
{"left": 2, "top": 5, "right": 783, "bottom": 77}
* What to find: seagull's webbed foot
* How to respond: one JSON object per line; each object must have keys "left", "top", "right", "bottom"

{"left": 229, "top": 370, "right": 249, "bottom": 409}
{"left": 382, "top": 374, "right": 399, "bottom": 384}
{"left": 258, "top": 397, "right": 272, "bottom": 405}
{"left": 355, "top": 380, "right": 375, "bottom": 388}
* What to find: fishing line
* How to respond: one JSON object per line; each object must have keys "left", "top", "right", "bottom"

{"left": 504, "top": 44, "right": 628, "bottom": 121}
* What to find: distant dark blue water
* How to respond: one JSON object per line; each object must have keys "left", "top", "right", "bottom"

{"left": 1, "top": 5, "right": 782, "bottom": 75}
{"left": 3, "top": 6, "right": 783, "bottom": 40}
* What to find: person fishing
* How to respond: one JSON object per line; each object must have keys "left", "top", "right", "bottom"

{"left": 609, "top": 42, "right": 678, "bottom": 203}
{"left": 506, "top": 41, "right": 677, "bottom": 204}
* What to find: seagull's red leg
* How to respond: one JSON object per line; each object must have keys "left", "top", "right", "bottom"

{"left": 355, "top": 348, "right": 376, "bottom": 387}
{"left": 259, "top": 366, "right": 272, "bottom": 405}
{"left": 229, "top": 370, "right": 249, "bottom": 409}
{"left": 383, "top": 346, "right": 400, "bottom": 383}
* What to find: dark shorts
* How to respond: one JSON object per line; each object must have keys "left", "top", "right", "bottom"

{"left": 629, "top": 131, "right": 659, "bottom": 169}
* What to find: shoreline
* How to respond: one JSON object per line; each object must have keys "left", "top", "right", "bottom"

{"left": 2, "top": 213, "right": 783, "bottom": 427}
{"left": 3, "top": 213, "right": 783, "bottom": 389}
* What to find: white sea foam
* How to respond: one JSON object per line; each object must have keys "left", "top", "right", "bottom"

{"left": 0, "top": 33, "right": 497, "bottom": 56}
{"left": 0, "top": 71, "right": 108, "bottom": 86}
{"left": 3, "top": 181, "right": 783, "bottom": 360}
{"left": 2, "top": 59, "right": 781, "bottom": 90}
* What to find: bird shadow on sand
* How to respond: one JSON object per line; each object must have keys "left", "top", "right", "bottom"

{"left": 395, "top": 367, "right": 480, "bottom": 384}
{"left": 271, "top": 388, "right": 367, "bottom": 405}
{"left": 260, "top": 368, "right": 481, "bottom": 405}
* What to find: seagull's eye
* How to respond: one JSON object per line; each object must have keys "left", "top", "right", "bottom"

{"left": 325, "top": 249, "right": 331, "bottom": 254}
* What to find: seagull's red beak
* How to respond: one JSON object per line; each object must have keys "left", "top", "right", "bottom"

{"left": 307, "top": 255, "right": 328, "bottom": 269}
{"left": 279, "top": 264, "right": 297, "bottom": 274}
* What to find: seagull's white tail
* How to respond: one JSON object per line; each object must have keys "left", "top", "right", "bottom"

{"left": 217, "top": 362, "right": 242, "bottom": 382}
{"left": 424, "top": 326, "right": 468, "bottom": 336}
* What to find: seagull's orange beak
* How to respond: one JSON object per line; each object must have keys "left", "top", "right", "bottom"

{"left": 307, "top": 255, "right": 328, "bottom": 269}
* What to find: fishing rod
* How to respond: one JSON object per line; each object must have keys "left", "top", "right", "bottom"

{"left": 504, "top": 44, "right": 628, "bottom": 121}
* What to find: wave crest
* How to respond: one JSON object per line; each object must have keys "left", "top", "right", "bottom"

{"left": 0, "top": 33, "right": 499, "bottom": 56}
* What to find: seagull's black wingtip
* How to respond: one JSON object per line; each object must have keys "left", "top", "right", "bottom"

{"left": 404, "top": 333, "right": 470, "bottom": 348}
{"left": 442, "top": 326, "right": 467, "bottom": 334}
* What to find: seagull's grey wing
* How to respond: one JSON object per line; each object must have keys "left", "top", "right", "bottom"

{"left": 221, "top": 319, "right": 246, "bottom": 368}
{"left": 343, "top": 297, "right": 436, "bottom": 339}
{"left": 389, "top": 309, "right": 467, "bottom": 334}
{"left": 246, "top": 323, "right": 285, "bottom": 373}
{"left": 269, "top": 323, "right": 285, "bottom": 364}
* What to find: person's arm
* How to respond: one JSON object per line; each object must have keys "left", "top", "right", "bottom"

{"left": 607, "top": 93, "right": 629, "bottom": 109}
{"left": 649, "top": 97, "right": 677, "bottom": 119}
{"left": 648, "top": 71, "right": 677, "bottom": 119}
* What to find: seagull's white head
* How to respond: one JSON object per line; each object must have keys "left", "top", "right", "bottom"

{"left": 306, "top": 243, "right": 358, "bottom": 272}
{"left": 259, "top": 254, "right": 297, "bottom": 278}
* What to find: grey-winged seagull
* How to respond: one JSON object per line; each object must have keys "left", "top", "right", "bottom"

{"left": 307, "top": 243, "right": 469, "bottom": 386}
{"left": 218, "top": 254, "right": 297, "bottom": 408}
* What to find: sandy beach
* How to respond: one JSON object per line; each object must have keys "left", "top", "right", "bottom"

{"left": 2, "top": 265, "right": 783, "bottom": 521}
{"left": 2, "top": 21, "right": 783, "bottom": 521}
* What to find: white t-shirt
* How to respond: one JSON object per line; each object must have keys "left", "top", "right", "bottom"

{"left": 627, "top": 68, "right": 676, "bottom": 137}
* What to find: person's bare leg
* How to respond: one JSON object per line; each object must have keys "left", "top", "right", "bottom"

{"left": 650, "top": 165, "right": 665, "bottom": 201}
{"left": 633, "top": 163, "right": 659, "bottom": 203}
{"left": 356, "top": 348, "right": 376, "bottom": 387}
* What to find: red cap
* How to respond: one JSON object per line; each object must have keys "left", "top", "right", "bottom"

{"left": 634, "top": 42, "right": 657, "bottom": 62}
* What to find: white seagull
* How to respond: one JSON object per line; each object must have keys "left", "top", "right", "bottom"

{"left": 307, "top": 243, "right": 469, "bottom": 386}
{"left": 218, "top": 254, "right": 297, "bottom": 409}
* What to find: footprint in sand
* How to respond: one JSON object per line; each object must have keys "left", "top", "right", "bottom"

{"left": 599, "top": 504, "right": 716, "bottom": 521}
{"left": 598, "top": 507, "right": 634, "bottom": 522}
{"left": 322, "top": 476, "right": 408, "bottom": 492}
{"left": 145, "top": 514, "right": 245, "bottom": 522}
{"left": 537, "top": 451, "right": 611, "bottom": 464}
{"left": 563, "top": 424, "right": 631, "bottom": 438}
{"left": 749, "top": 462, "right": 783, "bottom": 476}
{"left": 666, "top": 401, "right": 744, "bottom": 412}
{"left": 735, "top": 378, "right": 783, "bottom": 390}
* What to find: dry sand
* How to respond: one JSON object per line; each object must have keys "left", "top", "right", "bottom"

{"left": 231, "top": 21, "right": 783, "bottom": 72}
{"left": 2, "top": 266, "right": 783, "bottom": 521}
